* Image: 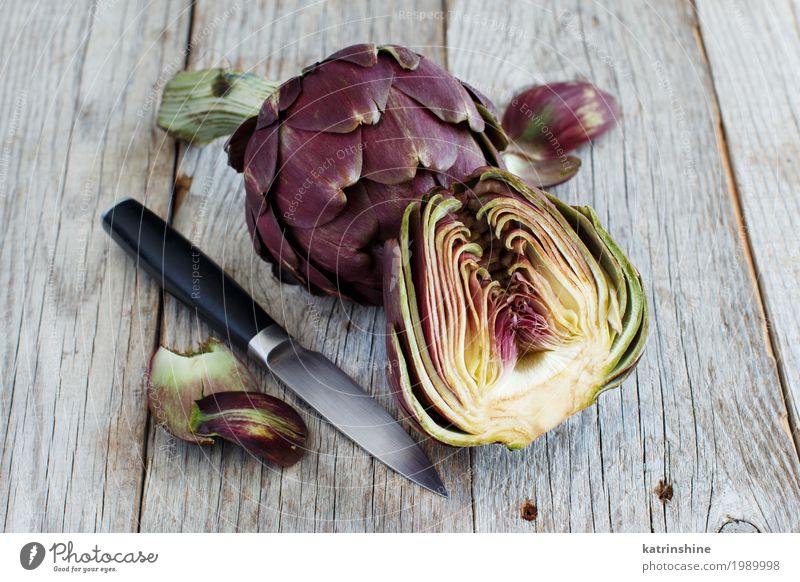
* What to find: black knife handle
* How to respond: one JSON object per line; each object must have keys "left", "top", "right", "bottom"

{"left": 101, "top": 198, "right": 275, "bottom": 350}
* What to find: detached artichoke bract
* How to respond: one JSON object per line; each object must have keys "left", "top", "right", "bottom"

{"left": 147, "top": 338, "right": 307, "bottom": 466}
{"left": 158, "top": 44, "right": 507, "bottom": 304}
{"left": 502, "top": 81, "right": 618, "bottom": 188}
{"left": 384, "top": 169, "right": 647, "bottom": 448}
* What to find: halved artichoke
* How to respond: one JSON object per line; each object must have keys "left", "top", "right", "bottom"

{"left": 384, "top": 168, "right": 647, "bottom": 448}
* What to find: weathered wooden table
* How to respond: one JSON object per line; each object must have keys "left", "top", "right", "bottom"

{"left": 2, "top": 0, "right": 798, "bottom": 533}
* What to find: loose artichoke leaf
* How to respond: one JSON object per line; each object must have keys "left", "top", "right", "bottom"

{"left": 189, "top": 391, "right": 307, "bottom": 467}
{"left": 147, "top": 338, "right": 259, "bottom": 443}
{"left": 156, "top": 69, "right": 278, "bottom": 145}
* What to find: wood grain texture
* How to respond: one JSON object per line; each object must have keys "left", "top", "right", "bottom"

{"left": 695, "top": 0, "right": 800, "bottom": 456}
{"left": 0, "top": 0, "right": 191, "bottom": 531}
{"left": 138, "top": 0, "right": 475, "bottom": 533}
{"left": 445, "top": 0, "right": 800, "bottom": 532}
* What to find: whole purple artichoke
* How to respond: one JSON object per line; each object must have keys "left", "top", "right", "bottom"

{"left": 219, "top": 44, "right": 507, "bottom": 304}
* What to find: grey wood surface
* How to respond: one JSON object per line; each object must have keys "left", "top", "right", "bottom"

{"left": 1, "top": 0, "right": 798, "bottom": 532}
{"left": 0, "top": 0, "right": 191, "bottom": 531}
{"left": 695, "top": 0, "right": 800, "bottom": 458}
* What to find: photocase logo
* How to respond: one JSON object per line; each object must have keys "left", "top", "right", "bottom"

{"left": 20, "top": 542, "right": 46, "bottom": 570}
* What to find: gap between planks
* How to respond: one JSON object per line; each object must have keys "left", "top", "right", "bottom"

{"left": 690, "top": 12, "right": 800, "bottom": 462}
{"left": 135, "top": 0, "right": 199, "bottom": 533}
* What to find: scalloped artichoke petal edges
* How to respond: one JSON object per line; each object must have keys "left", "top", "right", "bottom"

{"left": 230, "top": 45, "right": 507, "bottom": 304}
{"left": 385, "top": 169, "right": 648, "bottom": 448}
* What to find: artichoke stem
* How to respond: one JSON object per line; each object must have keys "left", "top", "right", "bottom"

{"left": 156, "top": 69, "right": 278, "bottom": 145}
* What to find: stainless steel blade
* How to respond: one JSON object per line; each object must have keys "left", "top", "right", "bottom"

{"left": 248, "top": 326, "right": 447, "bottom": 497}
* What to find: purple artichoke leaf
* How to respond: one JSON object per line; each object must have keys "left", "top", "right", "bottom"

{"left": 284, "top": 59, "right": 392, "bottom": 133}
{"left": 327, "top": 43, "right": 379, "bottom": 67}
{"left": 502, "top": 81, "right": 619, "bottom": 160}
{"left": 378, "top": 44, "right": 422, "bottom": 70}
{"left": 243, "top": 124, "right": 279, "bottom": 198}
{"left": 277, "top": 77, "right": 303, "bottom": 112}
{"left": 157, "top": 69, "right": 278, "bottom": 145}
{"left": 363, "top": 172, "right": 438, "bottom": 236}
{"left": 392, "top": 58, "right": 484, "bottom": 131}
{"left": 147, "top": 339, "right": 308, "bottom": 467}
{"left": 441, "top": 132, "right": 494, "bottom": 186}
{"left": 361, "top": 89, "right": 461, "bottom": 184}
{"left": 190, "top": 391, "right": 308, "bottom": 468}
{"left": 225, "top": 116, "right": 258, "bottom": 172}
{"left": 272, "top": 125, "right": 362, "bottom": 228}
{"left": 292, "top": 182, "right": 381, "bottom": 285}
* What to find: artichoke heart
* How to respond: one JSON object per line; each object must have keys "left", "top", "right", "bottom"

{"left": 384, "top": 168, "right": 647, "bottom": 448}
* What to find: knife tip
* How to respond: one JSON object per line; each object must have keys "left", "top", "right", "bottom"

{"left": 413, "top": 467, "right": 448, "bottom": 498}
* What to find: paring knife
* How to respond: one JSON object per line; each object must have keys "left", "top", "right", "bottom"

{"left": 102, "top": 198, "right": 447, "bottom": 496}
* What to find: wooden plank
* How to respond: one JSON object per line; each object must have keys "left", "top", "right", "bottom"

{"left": 445, "top": 0, "right": 800, "bottom": 532}
{"left": 695, "top": 0, "right": 800, "bottom": 456}
{"left": 139, "top": 0, "right": 476, "bottom": 533}
{"left": 0, "top": 1, "right": 191, "bottom": 531}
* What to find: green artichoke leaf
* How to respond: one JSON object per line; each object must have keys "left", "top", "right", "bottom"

{"left": 156, "top": 69, "right": 278, "bottom": 145}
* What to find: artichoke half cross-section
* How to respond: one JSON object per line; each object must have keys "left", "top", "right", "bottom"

{"left": 384, "top": 168, "right": 647, "bottom": 448}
